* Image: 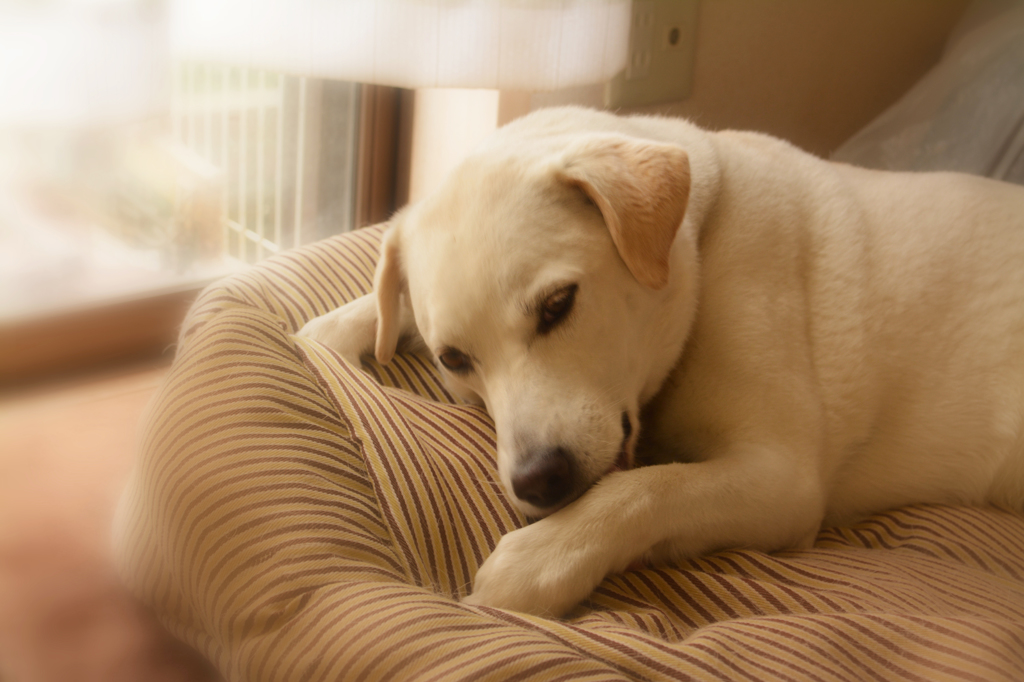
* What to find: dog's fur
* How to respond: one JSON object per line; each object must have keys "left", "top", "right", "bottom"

{"left": 300, "top": 106, "right": 1024, "bottom": 617}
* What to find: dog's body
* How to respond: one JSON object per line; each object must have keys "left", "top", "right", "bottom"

{"left": 301, "top": 106, "right": 1024, "bottom": 617}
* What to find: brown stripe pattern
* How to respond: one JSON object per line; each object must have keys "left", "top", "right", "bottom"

{"left": 116, "top": 225, "right": 1024, "bottom": 681}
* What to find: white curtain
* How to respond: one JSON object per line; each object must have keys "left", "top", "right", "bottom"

{"left": 0, "top": 4, "right": 167, "bottom": 127}
{"left": 170, "top": 0, "right": 631, "bottom": 91}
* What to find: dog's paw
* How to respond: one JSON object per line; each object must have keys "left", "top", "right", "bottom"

{"left": 461, "top": 520, "right": 612, "bottom": 618}
{"left": 296, "top": 294, "right": 378, "bottom": 366}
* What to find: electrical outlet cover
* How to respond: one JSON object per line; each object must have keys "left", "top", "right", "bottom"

{"left": 605, "top": 0, "right": 699, "bottom": 109}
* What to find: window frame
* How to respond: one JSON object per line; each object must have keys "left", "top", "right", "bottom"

{"left": 1, "top": 83, "right": 403, "bottom": 387}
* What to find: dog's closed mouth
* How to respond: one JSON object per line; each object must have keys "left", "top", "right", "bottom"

{"left": 607, "top": 412, "right": 634, "bottom": 475}
{"left": 611, "top": 449, "right": 630, "bottom": 473}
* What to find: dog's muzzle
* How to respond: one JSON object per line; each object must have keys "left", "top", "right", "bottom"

{"left": 511, "top": 447, "right": 573, "bottom": 509}
{"left": 512, "top": 412, "right": 634, "bottom": 511}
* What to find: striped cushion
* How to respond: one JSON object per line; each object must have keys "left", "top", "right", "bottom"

{"left": 117, "top": 225, "right": 1024, "bottom": 681}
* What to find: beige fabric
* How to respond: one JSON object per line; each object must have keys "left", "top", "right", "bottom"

{"left": 117, "top": 226, "right": 1024, "bottom": 681}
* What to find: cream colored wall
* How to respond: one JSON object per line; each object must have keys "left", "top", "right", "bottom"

{"left": 535, "top": 0, "right": 971, "bottom": 157}
{"left": 651, "top": 0, "right": 970, "bottom": 155}
{"left": 404, "top": 89, "right": 534, "bottom": 203}
{"left": 406, "top": 89, "right": 500, "bottom": 204}
{"left": 405, "top": 0, "right": 970, "bottom": 201}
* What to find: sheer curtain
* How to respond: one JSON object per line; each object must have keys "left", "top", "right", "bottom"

{"left": 170, "top": 0, "right": 631, "bottom": 91}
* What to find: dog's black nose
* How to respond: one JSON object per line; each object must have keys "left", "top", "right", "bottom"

{"left": 512, "top": 447, "right": 573, "bottom": 509}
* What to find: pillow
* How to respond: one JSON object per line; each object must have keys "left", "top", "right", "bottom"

{"left": 117, "top": 225, "right": 1024, "bottom": 681}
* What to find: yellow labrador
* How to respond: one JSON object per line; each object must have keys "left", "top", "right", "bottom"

{"left": 300, "top": 106, "right": 1024, "bottom": 617}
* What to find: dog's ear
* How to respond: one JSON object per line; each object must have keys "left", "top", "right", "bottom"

{"left": 374, "top": 225, "right": 404, "bottom": 364}
{"left": 558, "top": 136, "right": 690, "bottom": 289}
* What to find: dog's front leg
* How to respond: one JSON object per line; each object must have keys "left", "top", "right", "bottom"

{"left": 298, "top": 293, "right": 379, "bottom": 366}
{"left": 463, "top": 448, "right": 823, "bottom": 617}
{"left": 298, "top": 292, "right": 420, "bottom": 366}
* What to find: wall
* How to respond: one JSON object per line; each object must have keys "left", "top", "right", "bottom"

{"left": 534, "top": 0, "right": 971, "bottom": 157}
{"left": 404, "top": 0, "right": 971, "bottom": 202}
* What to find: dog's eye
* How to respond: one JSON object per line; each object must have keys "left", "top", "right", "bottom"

{"left": 539, "top": 284, "right": 577, "bottom": 334}
{"left": 438, "top": 348, "right": 472, "bottom": 373}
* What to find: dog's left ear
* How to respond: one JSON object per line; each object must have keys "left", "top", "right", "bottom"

{"left": 374, "top": 224, "right": 405, "bottom": 364}
{"left": 557, "top": 135, "right": 690, "bottom": 289}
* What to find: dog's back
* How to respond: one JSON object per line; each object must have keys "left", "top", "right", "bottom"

{"left": 647, "top": 125, "right": 1024, "bottom": 524}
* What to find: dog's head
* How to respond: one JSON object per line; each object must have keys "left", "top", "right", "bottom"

{"left": 372, "top": 127, "right": 699, "bottom": 516}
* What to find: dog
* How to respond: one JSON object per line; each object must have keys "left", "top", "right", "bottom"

{"left": 299, "top": 106, "right": 1024, "bottom": 618}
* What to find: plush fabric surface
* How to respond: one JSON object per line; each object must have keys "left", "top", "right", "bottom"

{"left": 117, "top": 225, "right": 1024, "bottom": 682}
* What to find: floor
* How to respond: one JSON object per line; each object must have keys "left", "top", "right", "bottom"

{"left": 0, "top": 362, "right": 220, "bottom": 682}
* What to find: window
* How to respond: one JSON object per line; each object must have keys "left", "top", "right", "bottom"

{"left": 0, "top": 2, "right": 400, "bottom": 385}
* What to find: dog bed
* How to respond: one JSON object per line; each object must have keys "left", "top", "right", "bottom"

{"left": 116, "top": 224, "right": 1024, "bottom": 682}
